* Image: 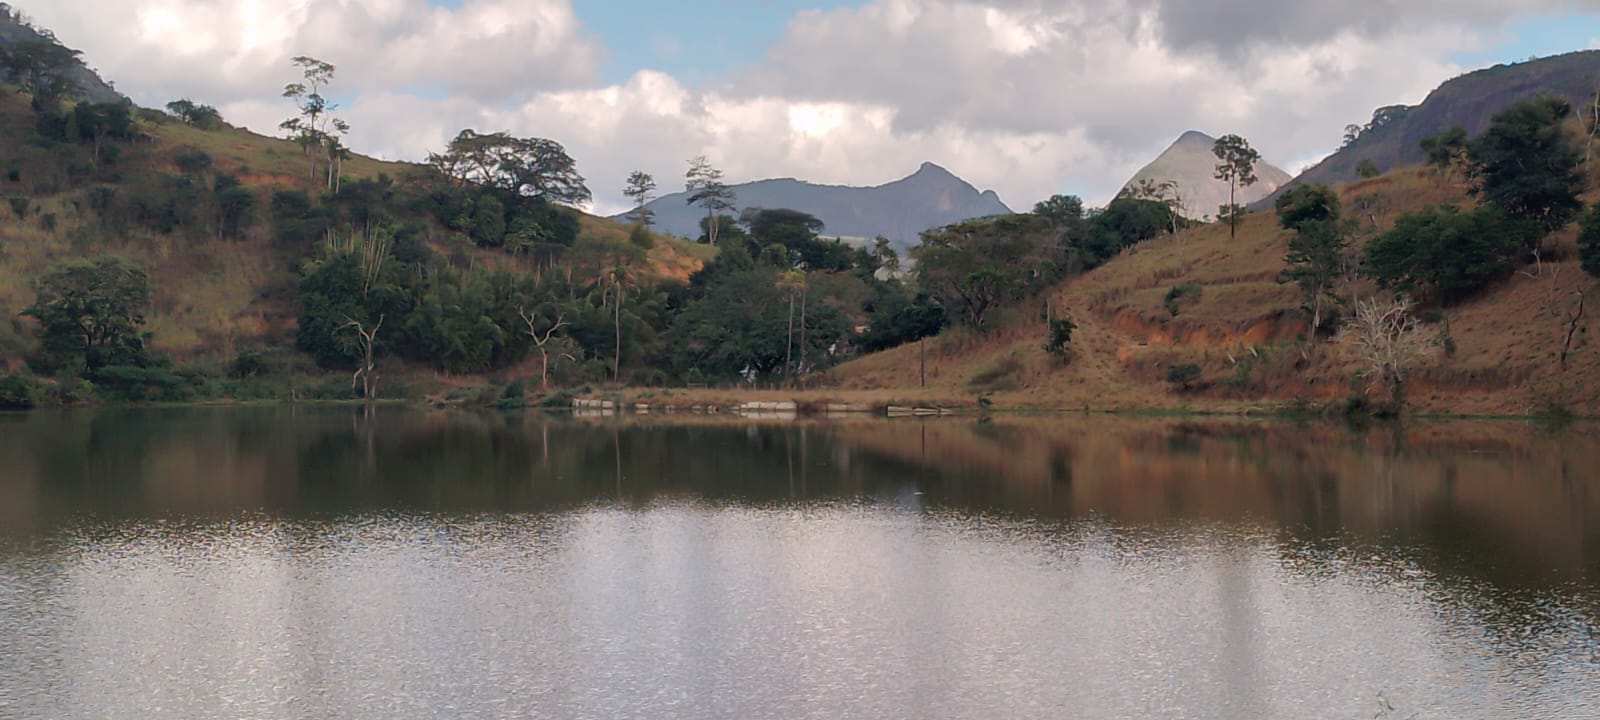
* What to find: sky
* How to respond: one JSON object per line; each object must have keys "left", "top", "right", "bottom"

{"left": 18, "top": 0, "right": 1600, "bottom": 215}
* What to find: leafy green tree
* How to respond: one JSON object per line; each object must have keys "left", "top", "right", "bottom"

{"left": 623, "top": 171, "right": 656, "bottom": 226}
{"left": 1579, "top": 203, "right": 1600, "bottom": 278}
{"left": 1469, "top": 95, "right": 1585, "bottom": 243}
{"left": 213, "top": 175, "right": 255, "bottom": 241}
{"left": 686, "top": 156, "right": 736, "bottom": 245}
{"left": 166, "top": 99, "right": 222, "bottom": 129}
{"left": 0, "top": 39, "right": 81, "bottom": 111}
{"left": 22, "top": 256, "right": 152, "bottom": 373}
{"left": 279, "top": 55, "right": 349, "bottom": 191}
{"left": 1355, "top": 160, "right": 1381, "bottom": 179}
{"left": 70, "top": 102, "right": 134, "bottom": 167}
{"left": 428, "top": 130, "right": 592, "bottom": 205}
{"left": 1279, "top": 220, "right": 1349, "bottom": 337}
{"left": 1419, "top": 125, "right": 1468, "bottom": 184}
{"left": 915, "top": 214, "right": 1061, "bottom": 328}
{"left": 1274, "top": 183, "right": 1340, "bottom": 232}
{"left": 1212, "top": 134, "right": 1260, "bottom": 239}
{"left": 1033, "top": 194, "right": 1085, "bottom": 225}
{"left": 1363, "top": 205, "right": 1525, "bottom": 305}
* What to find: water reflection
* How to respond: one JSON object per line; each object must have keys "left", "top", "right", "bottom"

{"left": 0, "top": 408, "right": 1596, "bottom": 719}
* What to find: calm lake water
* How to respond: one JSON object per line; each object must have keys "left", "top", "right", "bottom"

{"left": 0, "top": 407, "right": 1597, "bottom": 719}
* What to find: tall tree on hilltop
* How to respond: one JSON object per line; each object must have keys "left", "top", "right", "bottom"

{"left": 623, "top": 171, "right": 657, "bottom": 226}
{"left": 686, "top": 156, "right": 736, "bottom": 245}
{"left": 1212, "top": 134, "right": 1260, "bottom": 239}
{"left": 427, "top": 130, "right": 591, "bottom": 205}
{"left": 280, "top": 56, "right": 349, "bottom": 192}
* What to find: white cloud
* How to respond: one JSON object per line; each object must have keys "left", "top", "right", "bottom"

{"left": 16, "top": 0, "right": 1591, "bottom": 214}
{"left": 25, "top": 0, "right": 600, "bottom": 106}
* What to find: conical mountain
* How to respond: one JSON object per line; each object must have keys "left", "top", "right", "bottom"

{"left": 1121, "top": 131, "right": 1292, "bottom": 220}
{"left": 619, "top": 162, "right": 1012, "bottom": 250}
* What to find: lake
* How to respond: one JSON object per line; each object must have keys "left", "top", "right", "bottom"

{"left": 1, "top": 407, "right": 1596, "bottom": 719}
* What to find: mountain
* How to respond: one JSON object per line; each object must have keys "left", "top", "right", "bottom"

{"left": 620, "top": 163, "right": 1013, "bottom": 249}
{"left": 1281, "top": 50, "right": 1600, "bottom": 193}
{"left": 0, "top": 8, "right": 123, "bottom": 104}
{"left": 1121, "top": 131, "right": 1292, "bottom": 220}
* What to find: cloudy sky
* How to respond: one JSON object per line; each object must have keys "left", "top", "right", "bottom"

{"left": 21, "top": 0, "right": 1600, "bottom": 214}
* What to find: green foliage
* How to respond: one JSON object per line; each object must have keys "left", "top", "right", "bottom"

{"left": 1580, "top": 203, "right": 1600, "bottom": 278}
{"left": 270, "top": 190, "right": 333, "bottom": 248}
{"left": 859, "top": 292, "right": 946, "bottom": 353}
{"left": 1280, "top": 219, "right": 1350, "bottom": 332}
{"left": 667, "top": 267, "right": 850, "bottom": 381}
{"left": 1420, "top": 125, "right": 1469, "bottom": 180}
{"left": 172, "top": 148, "right": 214, "bottom": 174}
{"left": 968, "top": 355, "right": 1023, "bottom": 392}
{"left": 1033, "top": 194, "right": 1085, "bottom": 225}
{"left": 427, "top": 129, "right": 592, "bottom": 206}
{"left": 7, "top": 195, "right": 28, "bottom": 218}
{"left": 1082, "top": 197, "right": 1179, "bottom": 262}
{"left": 1363, "top": 205, "right": 1525, "bottom": 305}
{"left": 0, "top": 39, "right": 82, "bottom": 110}
{"left": 1212, "top": 134, "right": 1260, "bottom": 238}
{"left": 0, "top": 373, "right": 42, "bottom": 410}
{"left": 165, "top": 99, "right": 223, "bottom": 129}
{"left": 1355, "top": 160, "right": 1381, "bottom": 179}
{"left": 22, "top": 256, "right": 153, "bottom": 373}
{"left": 1044, "top": 316, "right": 1076, "bottom": 357}
{"left": 1164, "top": 284, "right": 1202, "bottom": 317}
{"left": 1469, "top": 95, "right": 1585, "bottom": 240}
{"left": 1274, "top": 183, "right": 1340, "bottom": 232}
{"left": 685, "top": 156, "right": 736, "bottom": 245}
{"left": 1166, "top": 363, "right": 1202, "bottom": 391}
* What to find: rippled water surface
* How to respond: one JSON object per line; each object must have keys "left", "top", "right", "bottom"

{"left": 1, "top": 408, "right": 1597, "bottom": 719}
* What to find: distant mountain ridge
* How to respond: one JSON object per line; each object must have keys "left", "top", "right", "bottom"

{"left": 1278, "top": 50, "right": 1600, "bottom": 195}
{"left": 619, "top": 163, "right": 1013, "bottom": 249}
{"left": 1121, "top": 130, "right": 1292, "bottom": 220}
{"left": 0, "top": 7, "right": 123, "bottom": 104}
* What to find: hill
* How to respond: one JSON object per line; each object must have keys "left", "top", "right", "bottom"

{"left": 1281, "top": 50, "right": 1600, "bottom": 194}
{"left": 1122, "top": 131, "right": 1292, "bottom": 219}
{"left": 0, "top": 5, "right": 122, "bottom": 104}
{"left": 618, "top": 162, "right": 1013, "bottom": 249}
{"left": 829, "top": 163, "right": 1600, "bottom": 416}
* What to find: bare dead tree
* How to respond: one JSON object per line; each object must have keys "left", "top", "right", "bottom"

{"left": 341, "top": 314, "right": 383, "bottom": 399}
{"left": 1338, "top": 298, "right": 1440, "bottom": 410}
{"left": 518, "top": 306, "right": 570, "bottom": 388}
{"left": 1560, "top": 288, "right": 1587, "bottom": 369}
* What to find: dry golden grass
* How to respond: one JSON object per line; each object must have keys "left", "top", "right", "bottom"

{"left": 831, "top": 166, "right": 1600, "bottom": 416}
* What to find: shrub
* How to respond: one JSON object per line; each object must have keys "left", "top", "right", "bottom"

{"left": 7, "top": 196, "right": 28, "bottom": 218}
{"left": 1164, "top": 284, "right": 1202, "bottom": 317}
{"left": 172, "top": 149, "right": 213, "bottom": 174}
{"left": 1165, "top": 363, "right": 1202, "bottom": 391}
{"left": 1044, "top": 316, "right": 1076, "bottom": 357}
{"left": 0, "top": 374, "right": 42, "bottom": 410}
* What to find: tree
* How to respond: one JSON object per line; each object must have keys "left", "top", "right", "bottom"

{"left": 1212, "top": 134, "right": 1260, "bottom": 239}
{"left": 1469, "top": 95, "right": 1585, "bottom": 243}
{"left": 1580, "top": 203, "right": 1600, "bottom": 278}
{"left": 1339, "top": 298, "right": 1439, "bottom": 411}
{"left": 1033, "top": 194, "right": 1086, "bottom": 225}
{"left": 1274, "top": 183, "right": 1340, "bottom": 232}
{"left": 1355, "top": 160, "right": 1381, "bottom": 179}
{"left": 166, "top": 99, "right": 222, "bottom": 129}
{"left": 872, "top": 237, "right": 900, "bottom": 275}
{"left": 1363, "top": 205, "right": 1524, "bottom": 305}
{"left": 428, "top": 130, "right": 591, "bottom": 205}
{"left": 341, "top": 315, "right": 383, "bottom": 399}
{"left": 914, "top": 214, "right": 1061, "bottom": 328}
{"left": 1279, "top": 220, "right": 1348, "bottom": 339}
{"left": 0, "top": 39, "right": 82, "bottom": 111}
{"left": 1419, "top": 125, "right": 1469, "bottom": 184}
{"left": 623, "top": 171, "right": 657, "bottom": 226}
{"left": 70, "top": 101, "right": 134, "bottom": 167}
{"left": 686, "top": 156, "right": 736, "bottom": 245}
{"left": 279, "top": 56, "right": 349, "bottom": 192}
{"left": 22, "top": 256, "right": 152, "bottom": 373}
{"left": 518, "top": 304, "right": 571, "bottom": 388}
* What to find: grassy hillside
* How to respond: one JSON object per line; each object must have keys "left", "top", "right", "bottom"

{"left": 0, "top": 90, "right": 708, "bottom": 373}
{"left": 831, "top": 166, "right": 1600, "bottom": 416}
